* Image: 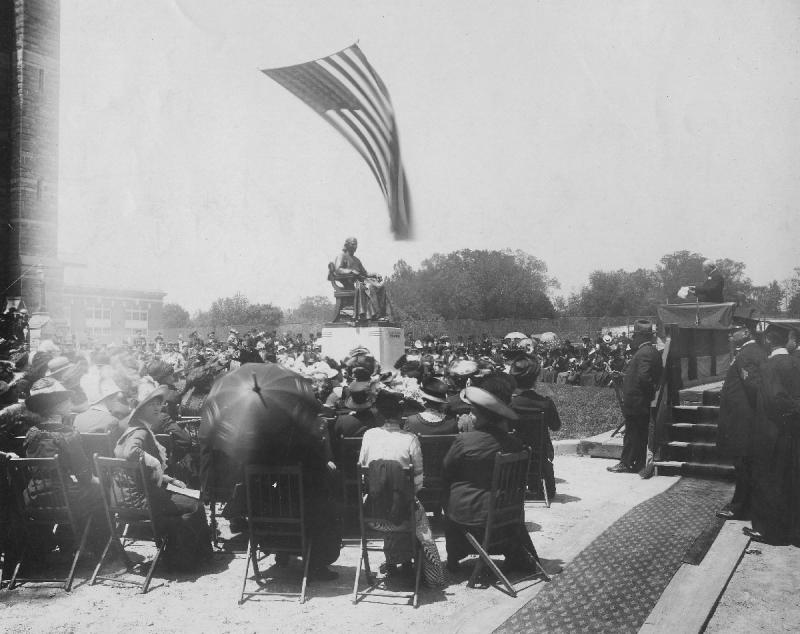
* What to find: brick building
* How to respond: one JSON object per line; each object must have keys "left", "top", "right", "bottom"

{"left": 0, "top": 0, "right": 63, "bottom": 317}
{"left": 62, "top": 285, "right": 166, "bottom": 345}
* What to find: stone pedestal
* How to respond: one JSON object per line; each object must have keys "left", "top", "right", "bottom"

{"left": 321, "top": 322, "right": 404, "bottom": 368}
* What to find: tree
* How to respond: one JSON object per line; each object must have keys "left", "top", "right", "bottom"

{"left": 750, "top": 281, "right": 785, "bottom": 315}
{"left": 284, "top": 296, "right": 335, "bottom": 324}
{"left": 782, "top": 268, "right": 800, "bottom": 315}
{"left": 193, "top": 292, "right": 282, "bottom": 328}
{"left": 386, "top": 249, "right": 557, "bottom": 320}
{"left": 656, "top": 251, "right": 751, "bottom": 303}
{"left": 656, "top": 250, "right": 705, "bottom": 302}
{"left": 162, "top": 302, "right": 190, "bottom": 328}
{"left": 576, "top": 268, "right": 659, "bottom": 316}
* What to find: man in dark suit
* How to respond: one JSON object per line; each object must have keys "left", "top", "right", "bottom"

{"left": 691, "top": 259, "right": 725, "bottom": 302}
{"left": 745, "top": 324, "right": 800, "bottom": 545}
{"left": 716, "top": 327, "right": 767, "bottom": 519}
{"left": 608, "top": 320, "right": 663, "bottom": 474}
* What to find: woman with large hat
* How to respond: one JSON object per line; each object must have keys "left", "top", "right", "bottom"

{"left": 114, "top": 385, "right": 212, "bottom": 570}
{"left": 21, "top": 377, "right": 105, "bottom": 552}
{"left": 403, "top": 378, "right": 458, "bottom": 436}
{"left": 441, "top": 377, "right": 541, "bottom": 574}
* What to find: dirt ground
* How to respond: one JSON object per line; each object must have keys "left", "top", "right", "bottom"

{"left": 0, "top": 455, "right": 676, "bottom": 634}
{"left": 705, "top": 542, "right": 800, "bottom": 633}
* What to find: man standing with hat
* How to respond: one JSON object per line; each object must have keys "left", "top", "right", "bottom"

{"left": 608, "top": 319, "right": 663, "bottom": 474}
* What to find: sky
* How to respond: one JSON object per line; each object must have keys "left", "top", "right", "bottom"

{"left": 58, "top": 0, "right": 800, "bottom": 312}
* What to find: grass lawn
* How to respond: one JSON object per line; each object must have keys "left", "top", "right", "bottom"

{"left": 543, "top": 383, "right": 623, "bottom": 440}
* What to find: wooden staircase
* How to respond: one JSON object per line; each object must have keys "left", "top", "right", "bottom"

{"left": 654, "top": 385, "right": 734, "bottom": 479}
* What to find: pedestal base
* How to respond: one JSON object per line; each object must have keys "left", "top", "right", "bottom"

{"left": 321, "top": 322, "right": 404, "bottom": 369}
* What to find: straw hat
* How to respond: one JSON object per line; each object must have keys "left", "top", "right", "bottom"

{"left": 25, "top": 377, "right": 72, "bottom": 413}
{"left": 86, "top": 377, "right": 123, "bottom": 406}
{"left": 127, "top": 385, "right": 171, "bottom": 425}
{"left": 459, "top": 386, "right": 518, "bottom": 421}
{"left": 46, "top": 356, "right": 76, "bottom": 379}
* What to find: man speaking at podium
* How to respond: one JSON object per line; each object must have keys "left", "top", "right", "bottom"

{"left": 689, "top": 259, "right": 725, "bottom": 303}
{"left": 334, "top": 237, "right": 390, "bottom": 322}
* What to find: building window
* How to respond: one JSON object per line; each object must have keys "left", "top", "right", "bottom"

{"left": 87, "top": 306, "right": 111, "bottom": 320}
{"left": 125, "top": 309, "right": 148, "bottom": 322}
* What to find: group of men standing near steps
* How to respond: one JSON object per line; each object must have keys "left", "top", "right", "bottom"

{"left": 716, "top": 322, "right": 800, "bottom": 547}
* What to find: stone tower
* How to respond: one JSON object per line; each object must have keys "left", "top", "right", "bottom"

{"left": 0, "top": 0, "right": 62, "bottom": 317}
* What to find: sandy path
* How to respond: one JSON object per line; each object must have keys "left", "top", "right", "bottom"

{"left": 0, "top": 455, "right": 675, "bottom": 634}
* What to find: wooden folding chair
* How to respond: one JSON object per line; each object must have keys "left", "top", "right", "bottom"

{"left": 513, "top": 410, "right": 551, "bottom": 507}
{"left": 463, "top": 449, "right": 550, "bottom": 597}
{"left": 352, "top": 465, "right": 423, "bottom": 608}
{"left": 91, "top": 455, "right": 167, "bottom": 593}
{"left": 239, "top": 464, "right": 311, "bottom": 604}
{"left": 80, "top": 432, "right": 114, "bottom": 474}
{"left": 416, "top": 434, "right": 457, "bottom": 516}
{"left": 337, "top": 436, "right": 363, "bottom": 530}
{"left": 5, "top": 455, "right": 94, "bottom": 591}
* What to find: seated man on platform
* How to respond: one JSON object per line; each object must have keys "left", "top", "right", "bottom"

{"left": 334, "top": 237, "right": 390, "bottom": 322}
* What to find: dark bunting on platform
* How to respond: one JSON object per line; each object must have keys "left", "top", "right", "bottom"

{"left": 262, "top": 43, "right": 413, "bottom": 239}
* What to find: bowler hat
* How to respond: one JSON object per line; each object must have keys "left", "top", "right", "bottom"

{"left": 632, "top": 320, "right": 654, "bottom": 336}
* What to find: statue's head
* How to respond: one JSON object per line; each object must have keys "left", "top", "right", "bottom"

{"left": 702, "top": 259, "right": 715, "bottom": 273}
{"left": 344, "top": 237, "right": 358, "bottom": 252}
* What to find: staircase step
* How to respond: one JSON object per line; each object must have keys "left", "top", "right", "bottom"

{"left": 654, "top": 461, "right": 734, "bottom": 479}
{"left": 668, "top": 423, "right": 719, "bottom": 442}
{"left": 671, "top": 405, "right": 720, "bottom": 423}
{"left": 663, "top": 441, "right": 722, "bottom": 463}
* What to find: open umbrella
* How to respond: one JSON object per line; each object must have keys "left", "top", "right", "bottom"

{"left": 538, "top": 332, "right": 560, "bottom": 344}
{"left": 504, "top": 332, "right": 527, "bottom": 340}
{"left": 199, "top": 362, "right": 321, "bottom": 461}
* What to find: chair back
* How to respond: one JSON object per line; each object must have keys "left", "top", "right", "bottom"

{"left": 511, "top": 409, "right": 546, "bottom": 497}
{"left": 154, "top": 433, "right": 173, "bottom": 464}
{"left": 486, "top": 450, "right": 530, "bottom": 537}
{"left": 338, "top": 436, "right": 364, "bottom": 527}
{"left": 357, "top": 463, "right": 416, "bottom": 535}
{"left": 80, "top": 432, "right": 114, "bottom": 471}
{"left": 94, "top": 455, "right": 157, "bottom": 524}
{"left": 7, "top": 455, "right": 75, "bottom": 526}
{"left": 244, "top": 464, "right": 306, "bottom": 555}
{"left": 417, "top": 434, "right": 457, "bottom": 511}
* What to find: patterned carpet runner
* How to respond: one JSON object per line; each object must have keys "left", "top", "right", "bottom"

{"left": 496, "top": 477, "right": 733, "bottom": 633}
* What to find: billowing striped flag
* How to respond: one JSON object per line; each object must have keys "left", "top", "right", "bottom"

{"left": 262, "top": 44, "right": 412, "bottom": 239}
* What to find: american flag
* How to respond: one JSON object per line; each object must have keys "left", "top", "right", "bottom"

{"left": 262, "top": 44, "right": 412, "bottom": 239}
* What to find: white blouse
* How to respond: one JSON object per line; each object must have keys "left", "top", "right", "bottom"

{"left": 359, "top": 424, "right": 424, "bottom": 491}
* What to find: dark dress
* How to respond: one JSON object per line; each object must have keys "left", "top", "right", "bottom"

{"left": 403, "top": 411, "right": 458, "bottom": 436}
{"left": 749, "top": 352, "right": 800, "bottom": 544}
{"left": 442, "top": 427, "right": 537, "bottom": 565}
{"left": 115, "top": 424, "right": 212, "bottom": 570}
{"left": 511, "top": 389, "right": 562, "bottom": 498}
{"left": 23, "top": 422, "right": 105, "bottom": 551}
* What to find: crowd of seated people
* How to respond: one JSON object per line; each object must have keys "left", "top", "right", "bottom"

{"left": 0, "top": 324, "right": 578, "bottom": 590}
